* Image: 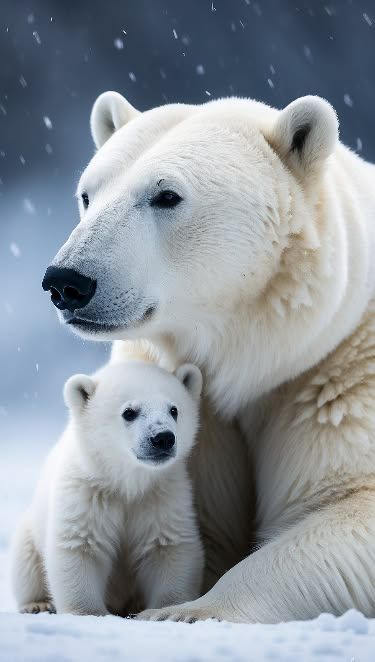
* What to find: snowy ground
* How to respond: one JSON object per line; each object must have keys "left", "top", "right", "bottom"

{"left": 1, "top": 431, "right": 375, "bottom": 661}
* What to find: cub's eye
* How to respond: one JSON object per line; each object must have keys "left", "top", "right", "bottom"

{"left": 170, "top": 406, "right": 178, "bottom": 420}
{"left": 151, "top": 190, "right": 182, "bottom": 209}
{"left": 81, "top": 192, "right": 89, "bottom": 209}
{"left": 122, "top": 408, "right": 139, "bottom": 422}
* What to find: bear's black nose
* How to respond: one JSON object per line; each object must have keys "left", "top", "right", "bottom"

{"left": 150, "top": 431, "right": 175, "bottom": 452}
{"left": 42, "top": 266, "right": 97, "bottom": 312}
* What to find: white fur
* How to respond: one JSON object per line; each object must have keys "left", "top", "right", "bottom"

{"left": 11, "top": 361, "right": 204, "bottom": 616}
{"left": 46, "top": 92, "right": 375, "bottom": 622}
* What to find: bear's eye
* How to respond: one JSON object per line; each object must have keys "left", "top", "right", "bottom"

{"left": 170, "top": 406, "right": 178, "bottom": 420}
{"left": 122, "top": 407, "right": 139, "bottom": 422}
{"left": 81, "top": 192, "right": 89, "bottom": 209}
{"left": 151, "top": 190, "right": 182, "bottom": 209}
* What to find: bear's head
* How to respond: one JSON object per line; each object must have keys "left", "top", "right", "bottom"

{"left": 64, "top": 361, "right": 202, "bottom": 474}
{"left": 43, "top": 92, "right": 341, "bottom": 409}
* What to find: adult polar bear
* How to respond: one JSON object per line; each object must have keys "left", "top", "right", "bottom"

{"left": 42, "top": 91, "right": 375, "bottom": 622}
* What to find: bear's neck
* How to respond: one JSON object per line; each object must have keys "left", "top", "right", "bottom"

{"left": 168, "top": 156, "right": 375, "bottom": 416}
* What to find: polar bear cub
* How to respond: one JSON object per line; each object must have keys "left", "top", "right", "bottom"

{"left": 12, "top": 360, "right": 204, "bottom": 616}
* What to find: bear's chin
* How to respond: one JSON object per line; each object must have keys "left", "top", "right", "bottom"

{"left": 60, "top": 305, "right": 158, "bottom": 341}
{"left": 66, "top": 317, "right": 125, "bottom": 337}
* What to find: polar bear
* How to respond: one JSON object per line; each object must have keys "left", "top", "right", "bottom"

{"left": 12, "top": 360, "right": 204, "bottom": 616}
{"left": 41, "top": 91, "right": 375, "bottom": 622}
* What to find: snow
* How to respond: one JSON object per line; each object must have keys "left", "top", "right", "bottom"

{"left": 363, "top": 12, "right": 373, "bottom": 27}
{"left": 22, "top": 198, "right": 36, "bottom": 214}
{"left": 0, "top": 434, "right": 375, "bottom": 661}
{"left": 43, "top": 116, "right": 53, "bottom": 130}
{"left": 9, "top": 242, "right": 21, "bottom": 257}
{"left": 1, "top": 611, "right": 375, "bottom": 662}
{"left": 32, "top": 30, "right": 41, "bottom": 45}
{"left": 344, "top": 94, "right": 353, "bottom": 108}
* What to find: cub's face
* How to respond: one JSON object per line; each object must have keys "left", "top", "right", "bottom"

{"left": 64, "top": 362, "right": 202, "bottom": 470}
{"left": 43, "top": 93, "right": 338, "bottom": 345}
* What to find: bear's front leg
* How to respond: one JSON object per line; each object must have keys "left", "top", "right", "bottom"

{"left": 137, "top": 539, "right": 204, "bottom": 613}
{"left": 45, "top": 486, "right": 116, "bottom": 616}
{"left": 11, "top": 513, "right": 54, "bottom": 614}
{"left": 138, "top": 491, "right": 375, "bottom": 623}
{"left": 45, "top": 543, "right": 111, "bottom": 616}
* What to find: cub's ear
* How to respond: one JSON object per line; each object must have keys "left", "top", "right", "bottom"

{"left": 90, "top": 91, "right": 140, "bottom": 149}
{"left": 269, "top": 96, "right": 339, "bottom": 176}
{"left": 64, "top": 374, "right": 96, "bottom": 412}
{"left": 175, "top": 364, "right": 203, "bottom": 402}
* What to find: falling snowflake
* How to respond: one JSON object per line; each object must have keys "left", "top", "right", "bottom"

{"left": 324, "top": 6, "right": 336, "bottom": 16}
{"left": 19, "top": 75, "right": 27, "bottom": 88}
{"left": 205, "top": 90, "right": 211, "bottom": 96}
{"left": 45, "top": 143, "right": 53, "bottom": 154}
{"left": 173, "top": 29, "right": 178, "bottom": 39}
{"left": 363, "top": 13, "right": 373, "bottom": 26}
{"left": 23, "top": 198, "right": 35, "bottom": 214}
{"left": 19, "top": 155, "right": 26, "bottom": 165}
{"left": 267, "top": 78, "right": 274, "bottom": 89}
{"left": 10, "top": 242, "right": 21, "bottom": 257}
{"left": 32, "top": 30, "right": 41, "bottom": 45}
{"left": 356, "top": 137, "right": 363, "bottom": 152}
{"left": 43, "top": 116, "right": 53, "bottom": 130}
{"left": 196, "top": 64, "right": 205, "bottom": 75}
{"left": 27, "top": 13, "right": 35, "bottom": 24}
{"left": 303, "top": 45, "right": 313, "bottom": 63}
{"left": 129, "top": 72, "right": 136, "bottom": 82}
{"left": 344, "top": 94, "right": 353, "bottom": 108}
{"left": 114, "top": 38, "right": 124, "bottom": 50}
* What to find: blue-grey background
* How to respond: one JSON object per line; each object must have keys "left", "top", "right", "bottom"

{"left": 1, "top": 0, "right": 375, "bottom": 445}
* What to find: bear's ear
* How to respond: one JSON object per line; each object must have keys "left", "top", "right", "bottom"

{"left": 269, "top": 96, "right": 339, "bottom": 176}
{"left": 90, "top": 91, "right": 140, "bottom": 149}
{"left": 175, "top": 364, "right": 203, "bottom": 401}
{"left": 64, "top": 374, "right": 96, "bottom": 412}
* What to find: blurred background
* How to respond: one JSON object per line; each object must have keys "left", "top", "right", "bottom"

{"left": 1, "top": 0, "right": 375, "bottom": 610}
{"left": 1, "top": 0, "right": 375, "bottom": 446}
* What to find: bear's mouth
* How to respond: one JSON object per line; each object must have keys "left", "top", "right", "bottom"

{"left": 63, "top": 305, "right": 157, "bottom": 336}
{"left": 66, "top": 317, "right": 123, "bottom": 334}
{"left": 136, "top": 450, "right": 176, "bottom": 465}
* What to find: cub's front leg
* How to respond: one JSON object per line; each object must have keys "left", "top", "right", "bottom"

{"left": 45, "top": 482, "right": 119, "bottom": 616}
{"left": 137, "top": 536, "right": 204, "bottom": 614}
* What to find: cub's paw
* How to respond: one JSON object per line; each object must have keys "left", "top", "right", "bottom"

{"left": 20, "top": 601, "right": 55, "bottom": 614}
{"left": 137, "top": 600, "right": 224, "bottom": 624}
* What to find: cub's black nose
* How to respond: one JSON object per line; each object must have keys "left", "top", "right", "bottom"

{"left": 150, "top": 431, "right": 175, "bottom": 452}
{"left": 42, "top": 266, "right": 97, "bottom": 312}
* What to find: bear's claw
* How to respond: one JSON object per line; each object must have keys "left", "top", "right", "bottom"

{"left": 20, "top": 601, "right": 55, "bottom": 614}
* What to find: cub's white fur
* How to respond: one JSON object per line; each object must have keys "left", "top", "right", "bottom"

{"left": 45, "top": 91, "right": 375, "bottom": 622}
{"left": 12, "top": 361, "right": 204, "bottom": 616}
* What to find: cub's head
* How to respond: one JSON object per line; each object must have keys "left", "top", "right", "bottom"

{"left": 43, "top": 92, "right": 338, "bottom": 346}
{"left": 64, "top": 361, "right": 202, "bottom": 469}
